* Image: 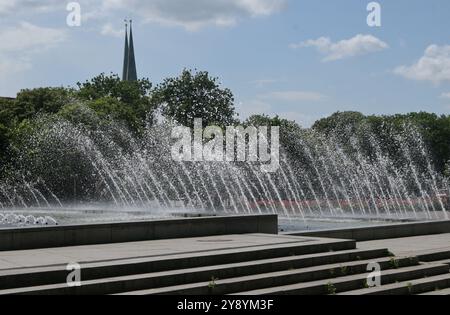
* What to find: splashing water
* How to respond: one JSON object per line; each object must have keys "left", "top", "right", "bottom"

{"left": 0, "top": 110, "right": 449, "bottom": 223}
{"left": 0, "top": 213, "right": 58, "bottom": 227}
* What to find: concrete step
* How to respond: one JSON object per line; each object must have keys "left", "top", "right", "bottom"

{"left": 0, "top": 238, "right": 356, "bottom": 290}
{"left": 232, "top": 263, "right": 449, "bottom": 296}
{"left": 429, "top": 259, "right": 450, "bottom": 266}
{"left": 417, "top": 249, "right": 450, "bottom": 262}
{"left": 0, "top": 248, "right": 387, "bottom": 295}
{"left": 420, "top": 287, "right": 450, "bottom": 295}
{"left": 114, "top": 256, "right": 418, "bottom": 296}
{"left": 338, "top": 270, "right": 450, "bottom": 295}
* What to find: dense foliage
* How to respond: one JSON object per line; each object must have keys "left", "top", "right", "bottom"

{"left": 313, "top": 111, "right": 450, "bottom": 174}
{"left": 1, "top": 71, "right": 450, "bottom": 203}
{"left": 152, "top": 69, "right": 237, "bottom": 128}
{"left": 446, "top": 161, "right": 450, "bottom": 178}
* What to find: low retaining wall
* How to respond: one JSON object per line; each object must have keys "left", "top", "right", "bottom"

{"left": 285, "top": 220, "right": 450, "bottom": 242}
{"left": 0, "top": 214, "right": 278, "bottom": 251}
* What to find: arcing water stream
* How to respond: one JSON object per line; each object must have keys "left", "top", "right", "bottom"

{"left": 1, "top": 109, "right": 449, "bottom": 227}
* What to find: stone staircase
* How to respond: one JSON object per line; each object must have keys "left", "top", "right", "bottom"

{"left": 0, "top": 236, "right": 449, "bottom": 295}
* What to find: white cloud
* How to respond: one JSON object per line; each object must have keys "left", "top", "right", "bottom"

{"left": 440, "top": 92, "right": 450, "bottom": 99}
{"left": 394, "top": 45, "right": 450, "bottom": 84}
{"left": 292, "top": 34, "right": 389, "bottom": 62}
{"left": 0, "top": 22, "right": 67, "bottom": 53}
{"left": 0, "top": 1, "right": 15, "bottom": 14}
{"left": 237, "top": 99, "right": 272, "bottom": 120}
{"left": 100, "top": 23, "right": 124, "bottom": 38}
{"left": 0, "top": 22, "right": 67, "bottom": 78}
{"left": 0, "top": 0, "right": 286, "bottom": 32}
{"left": 99, "top": 0, "right": 286, "bottom": 31}
{"left": 262, "top": 91, "right": 326, "bottom": 102}
{"left": 250, "top": 79, "right": 278, "bottom": 87}
{"left": 0, "top": 0, "right": 62, "bottom": 16}
{"left": 0, "top": 59, "right": 31, "bottom": 75}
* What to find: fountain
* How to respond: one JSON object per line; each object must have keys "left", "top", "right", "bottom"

{"left": 0, "top": 107, "right": 449, "bottom": 229}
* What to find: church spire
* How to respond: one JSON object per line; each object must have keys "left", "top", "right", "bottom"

{"left": 122, "top": 19, "right": 138, "bottom": 81}
{"left": 122, "top": 20, "right": 129, "bottom": 81}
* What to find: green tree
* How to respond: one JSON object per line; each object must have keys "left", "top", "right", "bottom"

{"left": 76, "top": 73, "right": 155, "bottom": 127}
{"left": 401, "top": 112, "right": 450, "bottom": 173}
{"left": 0, "top": 87, "right": 75, "bottom": 163}
{"left": 0, "top": 123, "right": 8, "bottom": 157}
{"left": 8, "top": 115, "right": 101, "bottom": 201}
{"left": 0, "top": 98, "right": 18, "bottom": 167}
{"left": 312, "top": 111, "right": 366, "bottom": 137}
{"left": 245, "top": 114, "right": 303, "bottom": 143}
{"left": 445, "top": 160, "right": 450, "bottom": 178}
{"left": 58, "top": 98, "right": 141, "bottom": 132}
{"left": 371, "top": 112, "right": 450, "bottom": 173}
{"left": 244, "top": 114, "right": 306, "bottom": 162}
{"left": 153, "top": 69, "right": 236, "bottom": 128}
{"left": 0, "top": 98, "right": 16, "bottom": 127}
{"left": 57, "top": 103, "right": 102, "bottom": 129}
{"left": 15, "top": 87, "right": 75, "bottom": 120}
{"left": 313, "top": 111, "right": 450, "bottom": 174}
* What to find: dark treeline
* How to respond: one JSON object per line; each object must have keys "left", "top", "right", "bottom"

{"left": 1, "top": 70, "right": 450, "bottom": 194}
{"left": 313, "top": 111, "right": 450, "bottom": 175}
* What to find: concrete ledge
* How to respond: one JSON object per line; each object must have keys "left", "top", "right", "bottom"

{"left": 0, "top": 215, "right": 277, "bottom": 251}
{"left": 284, "top": 220, "right": 450, "bottom": 242}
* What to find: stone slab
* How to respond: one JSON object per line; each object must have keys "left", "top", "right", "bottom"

{"left": 358, "top": 233, "right": 450, "bottom": 257}
{"left": 285, "top": 220, "right": 450, "bottom": 242}
{"left": 0, "top": 214, "right": 277, "bottom": 251}
{"left": 0, "top": 234, "right": 316, "bottom": 270}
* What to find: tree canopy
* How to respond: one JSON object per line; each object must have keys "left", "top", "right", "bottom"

{"left": 1, "top": 73, "right": 450, "bottom": 189}
{"left": 313, "top": 111, "right": 450, "bottom": 173}
{"left": 153, "top": 69, "right": 237, "bottom": 128}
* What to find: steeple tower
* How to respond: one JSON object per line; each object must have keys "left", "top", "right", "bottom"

{"left": 127, "top": 20, "right": 138, "bottom": 81}
{"left": 122, "top": 21, "right": 129, "bottom": 81}
{"left": 122, "top": 19, "right": 138, "bottom": 81}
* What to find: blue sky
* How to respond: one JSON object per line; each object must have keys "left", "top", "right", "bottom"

{"left": 1, "top": 0, "right": 449, "bottom": 126}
